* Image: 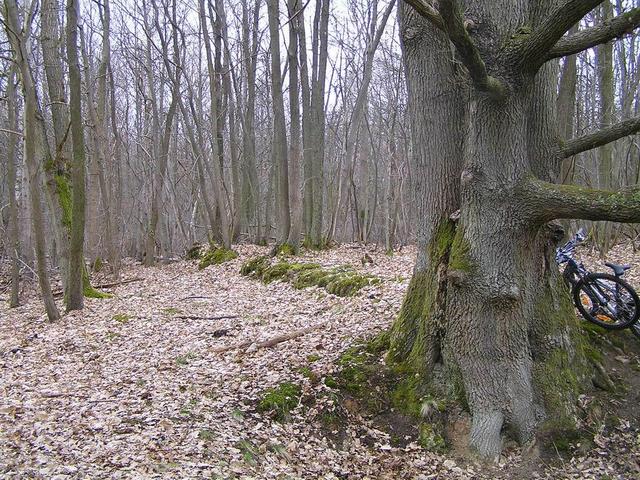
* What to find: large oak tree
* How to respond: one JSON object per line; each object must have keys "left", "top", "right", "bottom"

{"left": 390, "top": 0, "right": 640, "bottom": 458}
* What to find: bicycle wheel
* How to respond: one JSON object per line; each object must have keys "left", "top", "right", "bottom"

{"left": 631, "top": 322, "right": 640, "bottom": 339}
{"left": 572, "top": 273, "right": 640, "bottom": 330}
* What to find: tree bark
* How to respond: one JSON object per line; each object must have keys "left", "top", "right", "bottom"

{"left": 287, "top": 0, "right": 303, "bottom": 250}
{"left": 389, "top": 0, "right": 619, "bottom": 458}
{"left": 6, "top": 65, "right": 21, "bottom": 307}
{"left": 65, "top": 0, "right": 87, "bottom": 310}
{"left": 267, "top": 0, "right": 291, "bottom": 247}
{"left": 3, "top": 0, "right": 60, "bottom": 321}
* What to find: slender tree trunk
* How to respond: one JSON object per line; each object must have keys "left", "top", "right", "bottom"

{"left": 240, "top": 0, "right": 261, "bottom": 242}
{"left": 6, "top": 66, "right": 21, "bottom": 307}
{"left": 199, "top": 0, "right": 232, "bottom": 249}
{"left": 596, "top": 2, "right": 614, "bottom": 255}
{"left": 40, "top": 0, "right": 71, "bottom": 292}
{"left": 287, "top": 0, "right": 303, "bottom": 250}
{"left": 65, "top": 0, "right": 87, "bottom": 310}
{"left": 267, "top": 0, "right": 291, "bottom": 246}
{"left": 3, "top": 0, "right": 61, "bottom": 321}
{"left": 557, "top": 25, "right": 578, "bottom": 185}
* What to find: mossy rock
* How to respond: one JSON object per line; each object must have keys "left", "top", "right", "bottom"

{"left": 198, "top": 246, "right": 238, "bottom": 269}
{"left": 240, "top": 256, "right": 378, "bottom": 297}
{"left": 257, "top": 382, "right": 302, "bottom": 422}
{"left": 240, "top": 255, "right": 270, "bottom": 277}
{"left": 326, "top": 273, "right": 379, "bottom": 297}
{"left": 273, "top": 243, "right": 297, "bottom": 257}
{"left": 186, "top": 243, "right": 206, "bottom": 260}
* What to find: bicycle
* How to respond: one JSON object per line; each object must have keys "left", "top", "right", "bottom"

{"left": 555, "top": 229, "right": 640, "bottom": 330}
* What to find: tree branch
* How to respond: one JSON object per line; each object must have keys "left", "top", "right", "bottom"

{"left": 524, "top": 178, "right": 640, "bottom": 223}
{"left": 438, "top": 0, "right": 506, "bottom": 99}
{"left": 518, "top": 0, "right": 603, "bottom": 71}
{"left": 561, "top": 116, "right": 640, "bottom": 158}
{"left": 402, "top": 0, "right": 445, "bottom": 31}
{"left": 547, "top": 7, "right": 640, "bottom": 59}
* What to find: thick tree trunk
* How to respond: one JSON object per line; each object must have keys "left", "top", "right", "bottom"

{"left": 389, "top": 0, "right": 592, "bottom": 459}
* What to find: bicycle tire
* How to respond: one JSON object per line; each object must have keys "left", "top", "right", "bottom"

{"left": 631, "top": 321, "right": 640, "bottom": 340}
{"left": 572, "top": 273, "right": 640, "bottom": 330}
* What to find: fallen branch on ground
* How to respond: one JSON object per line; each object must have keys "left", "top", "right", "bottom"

{"left": 213, "top": 323, "right": 326, "bottom": 353}
{"left": 52, "top": 277, "right": 143, "bottom": 297}
{"left": 176, "top": 314, "right": 239, "bottom": 320}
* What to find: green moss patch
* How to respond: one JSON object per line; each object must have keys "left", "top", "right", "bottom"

{"left": 240, "top": 257, "right": 379, "bottom": 297}
{"left": 198, "top": 246, "right": 238, "bottom": 269}
{"left": 324, "top": 340, "right": 451, "bottom": 452}
{"left": 257, "top": 382, "right": 302, "bottom": 422}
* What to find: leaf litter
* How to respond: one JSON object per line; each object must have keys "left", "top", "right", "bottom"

{"left": 0, "top": 243, "right": 639, "bottom": 479}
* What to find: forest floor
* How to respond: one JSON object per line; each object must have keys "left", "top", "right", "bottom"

{"left": 1, "top": 243, "right": 639, "bottom": 479}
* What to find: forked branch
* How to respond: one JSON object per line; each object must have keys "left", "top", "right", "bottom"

{"left": 524, "top": 178, "right": 640, "bottom": 223}
{"left": 438, "top": 0, "right": 506, "bottom": 99}
{"left": 402, "top": 0, "right": 444, "bottom": 31}
{"left": 518, "top": 0, "right": 603, "bottom": 71}
{"left": 547, "top": 7, "right": 640, "bottom": 59}
{"left": 560, "top": 116, "right": 640, "bottom": 158}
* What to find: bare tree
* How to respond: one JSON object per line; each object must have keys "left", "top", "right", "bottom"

{"left": 5, "top": 65, "right": 21, "bottom": 307}
{"left": 3, "top": 0, "right": 60, "bottom": 321}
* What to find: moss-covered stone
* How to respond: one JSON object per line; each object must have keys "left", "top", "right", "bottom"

{"left": 198, "top": 246, "right": 238, "bottom": 269}
{"left": 186, "top": 243, "right": 206, "bottom": 260}
{"left": 240, "top": 256, "right": 378, "bottom": 297}
{"left": 240, "top": 255, "right": 270, "bottom": 277}
{"left": 326, "top": 273, "right": 380, "bottom": 297}
{"left": 257, "top": 382, "right": 302, "bottom": 422}
{"left": 273, "top": 243, "right": 297, "bottom": 257}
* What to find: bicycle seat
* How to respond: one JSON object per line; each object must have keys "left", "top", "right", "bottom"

{"left": 605, "top": 262, "right": 631, "bottom": 276}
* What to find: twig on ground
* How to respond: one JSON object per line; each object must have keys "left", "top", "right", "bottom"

{"left": 212, "top": 323, "right": 326, "bottom": 353}
{"left": 176, "top": 314, "right": 239, "bottom": 320}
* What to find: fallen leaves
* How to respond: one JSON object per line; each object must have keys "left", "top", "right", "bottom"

{"left": 0, "top": 243, "right": 638, "bottom": 479}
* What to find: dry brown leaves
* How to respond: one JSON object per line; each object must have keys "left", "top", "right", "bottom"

{"left": 0, "top": 244, "right": 638, "bottom": 479}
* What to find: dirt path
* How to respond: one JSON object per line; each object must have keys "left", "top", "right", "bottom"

{"left": 1, "top": 244, "right": 638, "bottom": 479}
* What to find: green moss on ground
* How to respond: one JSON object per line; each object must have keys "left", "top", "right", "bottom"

{"left": 240, "top": 256, "right": 379, "bottom": 297}
{"left": 198, "top": 246, "right": 238, "bottom": 269}
{"left": 257, "top": 382, "right": 302, "bottom": 421}
{"left": 273, "top": 243, "right": 297, "bottom": 257}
